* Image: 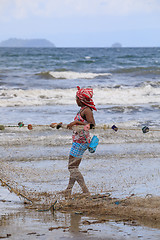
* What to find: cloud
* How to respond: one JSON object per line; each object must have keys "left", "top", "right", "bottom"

{"left": 98, "top": 0, "right": 159, "bottom": 14}
{"left": 0, "top": 0, "right": 160, "bottom": 21}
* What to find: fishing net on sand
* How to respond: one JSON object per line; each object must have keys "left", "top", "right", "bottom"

{"left": 1, "top": 124, "right": 160, "bottom": 225}
{"left": 0, "top": 125, "right": 108, "bottom": 205}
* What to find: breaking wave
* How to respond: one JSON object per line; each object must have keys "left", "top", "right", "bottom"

{"left": 37, "top": 71, "right": 112, "bottom": 79}
{"left": 0, "top": 85, "right": 160, "bottom": 107}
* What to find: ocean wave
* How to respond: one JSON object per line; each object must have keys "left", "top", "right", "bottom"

{"left": 105, "top": 105, "right": 143, "bottom": 113}
{"left": 38, "top": 71, "right": 112, "bottom": 79}
{"left": 0, "top": 85, "right": 160, "bottom": 107}
{"left": 85, "top": 56, "right": 91, "bottom": 59}
{"left": 141, "top": 80, "right": 160, "bottom": 88}
{"left": 117, "top": 54, "right": 137, "bottom": 59}
{"left": 36, "top": 71, "right": 54, "bottom": 79}
{"left": 76, "top": 59, "right": 95, "bottom": 64}
{"left": 112, "top": 67, "right": 160, "bottom": 75}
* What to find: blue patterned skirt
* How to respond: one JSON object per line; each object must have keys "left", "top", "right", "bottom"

{"left": 70, "top": 142, "right": 88, "bottom": 158}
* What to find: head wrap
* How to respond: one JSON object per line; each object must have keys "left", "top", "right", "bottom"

{"left": 76, "top": 86, "right": 97, "bottom": 111}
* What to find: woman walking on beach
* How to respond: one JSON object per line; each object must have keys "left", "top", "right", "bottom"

{"left": 64, "top": 86, "right": 97, "bottom": 197}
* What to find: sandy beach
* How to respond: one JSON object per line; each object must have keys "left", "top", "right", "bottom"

{"left": 1, "top": 126, "right": 160, "bottom": 239}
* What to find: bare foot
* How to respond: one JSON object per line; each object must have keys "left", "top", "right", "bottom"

{"left": 57, "top": 189, "right": 71, "bottom": 198}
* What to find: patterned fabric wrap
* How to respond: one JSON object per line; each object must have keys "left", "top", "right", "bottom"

{"left": 72, "top": 107, "right": 90, "bottom": 143}
{"left": 76, "top": 86, "right": 97, "bottom": 111}
{"left": 70, "top": 142, "right": 88, "bottom": 158}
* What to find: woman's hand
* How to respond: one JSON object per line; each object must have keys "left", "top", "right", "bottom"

{"left": 84, "top": 124, "right": 90, "bottom": 131}
{"left": 67, "top": 120, "right": 85, "bottom": 129}
{"left": 67, "top": 121, "right": 76, "bottom": 129}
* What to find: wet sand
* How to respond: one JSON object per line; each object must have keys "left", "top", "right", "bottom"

{"left": 1, "top": 127, "right": 160, "bottom": 239}
{"left": 1, "top": 190, "right": 160, "bottom": 240}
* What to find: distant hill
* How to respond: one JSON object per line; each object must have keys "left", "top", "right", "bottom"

{"left": 111, "top": 42, "right": 122, "bottom": 48}
{"left": 0, "top": 38, "right": 56, "bottom": 47}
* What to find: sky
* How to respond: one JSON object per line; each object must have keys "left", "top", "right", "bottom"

{"left": 0, "top": 0, "right": 160, "bottom": 47}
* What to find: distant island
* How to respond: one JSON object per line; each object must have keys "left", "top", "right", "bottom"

{"left": 0, "top": 38, "right": 56, "bottom": 48}
{"left": 111, "top": 42, "right": 122, "bottom": 48}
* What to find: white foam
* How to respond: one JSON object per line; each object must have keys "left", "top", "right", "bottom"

{"left": 0, "top": 85, "right": 160, "bottom": 107}
{"left": 49, "top": 71, "right": 111, "bottom": 79}
{"left": 85, "top": 56, "right": 91, "bottom": 59}
{"left": 95, "top": 84, "right": 160, "bottom": 105}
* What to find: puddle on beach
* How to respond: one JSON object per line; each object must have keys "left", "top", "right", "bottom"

{"left": 1, "top": 190, "right": 160, "bottom": 240}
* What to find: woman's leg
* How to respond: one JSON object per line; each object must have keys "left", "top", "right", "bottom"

{"left": 66, "top": 155, "right": 89, "bottom": 194}
{"left": 75, "top": 168, "right": 89, "bottom": 193}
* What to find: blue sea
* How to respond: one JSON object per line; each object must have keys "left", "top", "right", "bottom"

{"left": 0, "top": 47, "right": 160, "bottom": 126}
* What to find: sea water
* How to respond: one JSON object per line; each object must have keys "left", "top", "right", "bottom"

{"left": 0, "top": 47, "right": 160, "bottom": 126}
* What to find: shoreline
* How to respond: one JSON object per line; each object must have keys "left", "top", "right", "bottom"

{"left": 1, "top": 188, "right": 160, "bottom": 240}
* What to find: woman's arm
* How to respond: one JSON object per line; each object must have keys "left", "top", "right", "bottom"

{"left": 67, "top": 120, "right": 86, "bottom": 129}
{"left": 82, "top": 107, "right": 95, "bottom": 127}
{"left": 67, "top": 107, "right": 95, "bottom": 129}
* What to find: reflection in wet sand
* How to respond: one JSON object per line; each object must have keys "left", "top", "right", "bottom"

{"left": 1, "top": 203, "right": 160, "bottom": 240}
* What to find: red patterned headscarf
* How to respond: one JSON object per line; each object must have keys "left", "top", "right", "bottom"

{"left": 76, "top": 86, "right": 97, "bottom": 111}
